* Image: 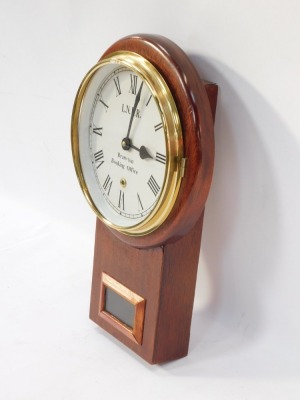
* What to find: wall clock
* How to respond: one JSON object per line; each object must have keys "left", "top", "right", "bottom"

{"left": 71, "top": 34, "right": 217, "bottom": 364}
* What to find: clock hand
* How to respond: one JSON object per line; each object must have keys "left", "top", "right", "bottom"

{"left": 126, "top": 81, "right": 144, "bottom": 139}
{"left": 130, "top": 143, "right": 153, "bottom": 159}
{"left": 121, "top": 81, "right": 151, "bottom": 160}
{"left": 121, "top": 137, "right": 152, "bottom": 160}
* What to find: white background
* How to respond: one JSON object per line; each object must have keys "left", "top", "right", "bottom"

{"left": 1, "top": 1, "right": 300, "bottom": 399}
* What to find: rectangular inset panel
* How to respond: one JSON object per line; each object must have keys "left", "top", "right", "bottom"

{"left": 105, "top": 287, "right": 135, "bottom": 329}
{"left": 99, "top": 273, "right": 146, "bottom": 345}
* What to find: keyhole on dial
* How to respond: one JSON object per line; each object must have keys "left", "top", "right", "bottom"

{"left": 120, "top": 178, "right": 127, "bottom": 188}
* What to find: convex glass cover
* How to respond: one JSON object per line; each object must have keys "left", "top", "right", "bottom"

{"left": 72, "top": 52, "right": 183, "bottom": 235}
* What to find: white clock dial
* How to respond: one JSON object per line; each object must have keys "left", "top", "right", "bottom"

{"left": 78, "top": 63, "right": 167, "bottom": 228}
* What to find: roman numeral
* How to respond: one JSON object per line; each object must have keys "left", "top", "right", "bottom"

{"left": 118, "top": 190, "right": 125, "bottom": 210}
{"left": 147, "top": 175, "right": 160, "bottom": 197}
{"left": 94, "top": 150, "right": 104, "bottom": 169}
{"left": 92, "top": 126, "right": 103, "bottom": 136}
{"left": 113, "top": 77, "right": 121, "bottom": 96}
{"left": 146, "top": 95, "right": 152, "bottom": 106}
{"left": 137, "top": 193, "right": 144, "bottom": 211}
{"left": 129, "top": 74, "right": 138, "bottom": 95}
{"left": 103, "top": 174, "right": 112, "bottom": 195}
{"left": 154, "top": 122, "right": 163, "bottom": 132}
{"left": 99, "top": 96, "right": 109, "bottom": 112}
{"left": 155, "top": 152, "right": 166, "bottom": 165}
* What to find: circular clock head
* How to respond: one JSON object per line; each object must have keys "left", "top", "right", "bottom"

{"left": 72, "top": 52, "right": 183, "bottom": 236}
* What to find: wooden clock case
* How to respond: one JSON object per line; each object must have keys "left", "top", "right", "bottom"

{"left": 89, "top": 34, "right": 218, "bottom": 364}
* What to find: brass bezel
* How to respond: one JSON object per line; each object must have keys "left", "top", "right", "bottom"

{"left": 71, "top": 51, "right": 183, "bottom": 236}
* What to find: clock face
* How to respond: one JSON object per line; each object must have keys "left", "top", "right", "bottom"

{"left": 84, "top": 65, "right": 166, "bottom": 227}
{"left": 72, "top": 52, "right": 183, "bottom": 235}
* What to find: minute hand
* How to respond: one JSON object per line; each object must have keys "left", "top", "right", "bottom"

{"left": 126, "top": 81, "right": 144, "bottom": 139}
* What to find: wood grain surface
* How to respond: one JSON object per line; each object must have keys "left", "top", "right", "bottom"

{"left": 90, "top": 34, "right": 218, "bottom": 363}
{"left": 100, "top": 34, "right": 217, "bottom": 248}
{"left": 90, "top": 212, "right": 204, "bottom": 364}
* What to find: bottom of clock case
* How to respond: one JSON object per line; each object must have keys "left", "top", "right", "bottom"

{"left": 89, "top": 214, "right": 204, "bottom": 364}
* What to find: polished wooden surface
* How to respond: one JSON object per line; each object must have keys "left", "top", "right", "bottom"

{"left": 90, "top": 212, "right": 204, "bottom": 364}
{"left": 90, "top": 34, "right": 218, "bottom": 363}
{"left": 101, "top": 34, "right": 216, "bottom": 248}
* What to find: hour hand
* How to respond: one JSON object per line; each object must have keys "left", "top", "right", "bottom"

{"left": 130, "top": 143, "right": 153, "bottom": 159}
{"left": 138, "top": 145, "right": 153, "bottom": 160}
{"left": 121, "top": 138, "right": 152, "bottom": 159}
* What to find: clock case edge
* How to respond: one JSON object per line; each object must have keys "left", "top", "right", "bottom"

{"left": 89, "top": 34, "right": 218, "bottom": 364}
{"left": 99, "top": 34, "right": 216, "bottom": 249}
{"left": 90, "top": 82, "right": 217, "bottom": 364}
